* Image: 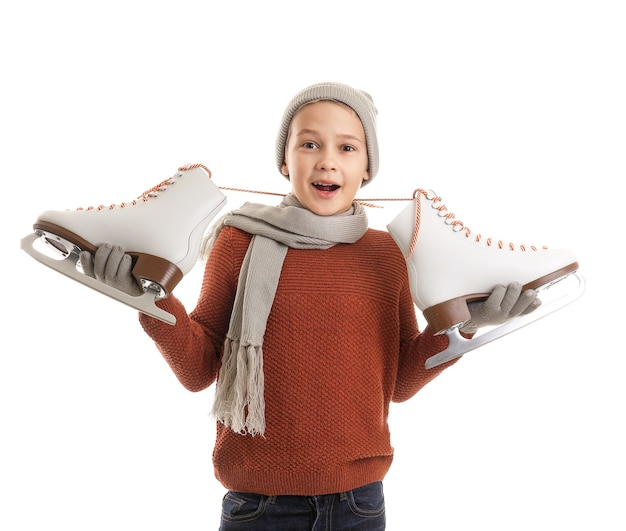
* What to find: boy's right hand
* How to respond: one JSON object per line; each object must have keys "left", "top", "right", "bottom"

{"left": 80, "top": 243, "right": 143, "bottom": 296}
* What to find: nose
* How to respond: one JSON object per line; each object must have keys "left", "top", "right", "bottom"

{"left": 316, "top": 147, "right": 337, "bottom": 171}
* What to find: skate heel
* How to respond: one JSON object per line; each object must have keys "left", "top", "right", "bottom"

{"left": 129, "top": 252, "right": 183, "bottom": 298}
{"left": 422, "top": 294, "right": 483, "bottom": 334}
{"left": 387, "top": 188, "right": 585, "bottom": 367}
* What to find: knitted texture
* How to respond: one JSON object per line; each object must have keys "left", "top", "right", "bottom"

{"left": 139, "top": 226, "right": 458, "bottom": 496}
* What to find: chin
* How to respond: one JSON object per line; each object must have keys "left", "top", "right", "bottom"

{"left": 294, "top": 190, "right": 352, "bottom": 216}
{"left": 310, "top": 203, "right": 351, "bottom": 216}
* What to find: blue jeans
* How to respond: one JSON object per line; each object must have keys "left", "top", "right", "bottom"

{"left": 219, "top": 481, "right": 386, "bottom": 530}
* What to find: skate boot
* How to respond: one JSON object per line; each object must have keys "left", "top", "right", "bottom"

{"left": 387, "top": 188, "right": 585, "bottom": 368}
{"left": 20, "top": 164, "right": 227, "bottom": 324}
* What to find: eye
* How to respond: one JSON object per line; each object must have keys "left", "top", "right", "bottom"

{"left": 341, "top": 145, "right": 356, "bottom": 152}
{"left": 302, "top": 141, "right": 319, "bottom": 149}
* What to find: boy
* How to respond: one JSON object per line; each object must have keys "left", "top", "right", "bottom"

{"left": 82, "top": 82, "right": 537, "bottom": 529}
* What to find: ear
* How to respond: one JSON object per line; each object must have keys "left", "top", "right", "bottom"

{"left": 281, "top": 162, "right": 289, "bottom": 176}
{"left": 362, "top": 170, "right": 370, "bottom": 182}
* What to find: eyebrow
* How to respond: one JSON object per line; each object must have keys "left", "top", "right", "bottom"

{"left": 293, "top": 128, "right": 365, "bottom": 143}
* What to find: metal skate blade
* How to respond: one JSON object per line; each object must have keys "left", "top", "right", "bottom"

{"left": 425, "top": 271, "right": 586, "bottom": 369}
{"left": 20, "top": 232, "right": 176, "bottom": 325}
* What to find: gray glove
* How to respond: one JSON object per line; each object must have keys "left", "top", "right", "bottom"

{"left": 80, "top": 243, "right": 143, "bottom": 296}
{"left": 460, "top": 282, "right": 541, "bottom": 334}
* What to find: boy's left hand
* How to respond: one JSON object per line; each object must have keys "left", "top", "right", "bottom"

{"left": 461, "top": 282, "right": 540, "bottom": 334}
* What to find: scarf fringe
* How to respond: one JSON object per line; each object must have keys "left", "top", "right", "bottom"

{"left": 212, "top": 337, "right": 266, "bottom": 437}
{"left": 208, "top": 196, "right": 369, "bottom": 438}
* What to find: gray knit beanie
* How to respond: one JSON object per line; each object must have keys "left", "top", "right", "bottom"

{"left": 275, "top": 82, "right": 379, "bottom": 186}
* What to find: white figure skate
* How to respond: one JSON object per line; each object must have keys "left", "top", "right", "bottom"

{"left": 387, "top": 188, "right": 585, "bottom": 368}
{"left": 21, "top": 164, "right": 227, "bottom": 324}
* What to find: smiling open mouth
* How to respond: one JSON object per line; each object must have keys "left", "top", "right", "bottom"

{"left": 312, "top": 182, "right": 340, "bottom": 192}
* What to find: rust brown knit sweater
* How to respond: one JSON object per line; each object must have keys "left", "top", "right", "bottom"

{"left": 139, "top": 226, "right": 458, "bottom": 496}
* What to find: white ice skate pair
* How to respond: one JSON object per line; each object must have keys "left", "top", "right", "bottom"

{"left": 21, "top": 164, "right": 227, "bottom": 324}
{"left": 387, "top": 189, "right": 585, "bottom": 368}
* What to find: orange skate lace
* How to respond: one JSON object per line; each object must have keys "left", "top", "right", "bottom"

{"left": 71, "top": 169, "right": 546, "bottom": 253}
{"left": 76, "top": 164, "right": 213, "bottom": 211}
{"left": 216, "top": 186, "right": 389, "bottom": 209}
{"left": 407, "top": 188, "right": 547, "bottom": 257}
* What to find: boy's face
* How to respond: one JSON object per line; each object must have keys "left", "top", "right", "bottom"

{"left": 281, "top": 100, "right": 370, "bottom": 216}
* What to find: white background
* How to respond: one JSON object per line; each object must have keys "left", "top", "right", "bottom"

{"left": 2, "top": 1, "right": 624, "bottom": 529}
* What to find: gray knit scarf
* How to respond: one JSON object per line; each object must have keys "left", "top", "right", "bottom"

{"left": 204, "top": 194, "right": 368, "bottom": 436}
